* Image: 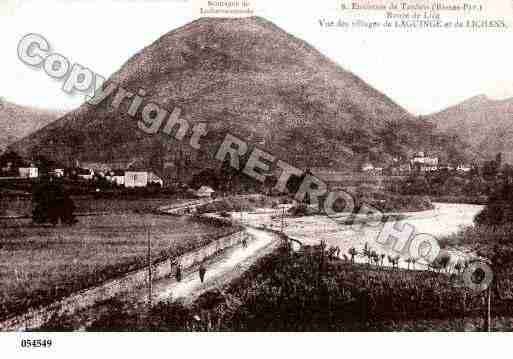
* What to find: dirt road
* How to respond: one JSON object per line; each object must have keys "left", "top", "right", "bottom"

{"left": 147, "top": 227, "right": 281, "bottom": 305}
{"left": 63, "top": 226, "right": 282, "bottom": 330}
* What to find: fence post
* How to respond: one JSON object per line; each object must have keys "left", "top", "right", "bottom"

{"left": 147, "top": 228, "right": 152, "bottom": 308}
{"left": 484, "top": 285, "right": 492, "bottom": 332}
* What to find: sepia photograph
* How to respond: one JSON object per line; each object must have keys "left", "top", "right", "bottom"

{"left": 1, "top": 0, "right": 513, "bottom": 356}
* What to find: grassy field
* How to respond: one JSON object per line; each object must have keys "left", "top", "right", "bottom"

{"left": 0, "top": 212, "right": 237, "bottom": 321}
{"left": 0, "top": 195, "right": 193, "bottom": 217}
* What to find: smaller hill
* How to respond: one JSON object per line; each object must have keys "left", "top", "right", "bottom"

{"left": 426, "top": 95, "right": 513, "bottom": 163}
{"left": 0, "top": 99, "right": 64, "bottom": 151}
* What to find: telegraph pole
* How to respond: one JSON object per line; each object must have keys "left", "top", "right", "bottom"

{"left": 281, "top": 207, "right": 285, "bottom": 233}
{"left": 485, "top": 284, "right": 492, "bottom": 332}
{"left": 240, "top": 204, "right": 244, "bottom": 245}
{"left": 147, "top": 227, "right": 152, "bottom": 308}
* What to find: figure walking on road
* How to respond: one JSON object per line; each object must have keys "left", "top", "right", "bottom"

{"left": 199, "top": 263, "right": 207, "bottom": 283}
{"left": 242, "top": 235, "right": 248, "bottom": 249}
{"left": 175, "top": 263, "right": 182, "bottom": 282}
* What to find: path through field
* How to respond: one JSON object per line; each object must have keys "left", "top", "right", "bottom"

{"left": 66, "top": 226, "right": 281, "bottom": 330}
{"left": 148, "top": 227, "right": 280, "bottom": 304}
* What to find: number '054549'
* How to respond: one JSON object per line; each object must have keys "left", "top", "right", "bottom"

{"left": 20, "top": 339, "right": 53, "bottom": 348}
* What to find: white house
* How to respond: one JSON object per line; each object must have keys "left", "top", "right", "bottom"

{"left": 361, "top": 162, "right": 374, "bottom": 172}
{"left": 123, "top": 171, "right": 164, "bottom": 188}
{"left": 148, "top": 172, "right": 164, "bottom": 187}
{"left": 18, "top": 167, "right": 38, "bottom": 178}
{"left": 411, "top": 152, "right": 439, "bottom": 172}
{"left": 457, "top": 164, "right": 471, "bottom": 172}
{"left": 411, "top": 152, "right": 439, "bottom": 167}
{"left": 77, "top": 168, "right": 94, "bottom": 181}
{"left": 51, "top": 168, "right": 65, "bottom": 178}
{"left": 196, "top": 186, "right": 215, "bottom": 198}
{"left": 124, "top": 171, "right": 148, "bottom": 188}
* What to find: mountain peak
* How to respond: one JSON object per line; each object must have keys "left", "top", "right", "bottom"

{"left": 12, "top": 17, "right": 443, "bottom": 175}
{"left": 459, "top": 94, "right": 491, "bottom": 107}
{"left": 0, "top": 101, "right": 63, "bottom": 150}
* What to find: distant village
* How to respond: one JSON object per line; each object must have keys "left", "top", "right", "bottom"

{"left": 0, "top": 151, "right": 164, "bottom": 189}
{"left": 0, "top": 150, "right": 227, "bottom": 199}
{"left": 360, "top": 151, "right": 472, "bottom": 176}
{"left": 0, "top": 148, "right": 473, "bottom": 192}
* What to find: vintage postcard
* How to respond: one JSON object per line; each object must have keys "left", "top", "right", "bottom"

{"left": 1, "top": 0, "right": 513, "bottom": 353}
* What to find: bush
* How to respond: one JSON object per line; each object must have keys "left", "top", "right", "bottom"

{"left": 32, "top": 180, "right": 77, "bottom": 226}
{"left": 288, "top": 203, "right": 309, "bottom": 217}
{"left": 475, "top": 183, "right": 513, "bottom": 226}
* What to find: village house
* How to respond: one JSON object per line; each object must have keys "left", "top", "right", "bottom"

{"left": 76, "top": 168, "right": 94, "bottom": 181}
{"left": 124, "top": 172, "right": 148, "bottom": 188}
{"left": 18, "top": 165, "right": 39, "bottom": 179}
{"left": 438, "top": 163, "right": 455, "bottom": 171}
{"left": 361, "top": 162, "right": 374, "bottom": 172}
{"left": 457, "top": 164, "right": 471, "bottom": 172}
{"left": 361, "top": 162, "right": 384, "bottom": 175}
{"left": 411, "top": 151, "right": 439, "bottom": 172}
{"left": 50, "top": 168, "right": 65, "bottom": 178}
{"left": 196, "top": 185, "right": 215, "bottom": 198}
{"left": 124, "top": 171, "right": 163, "bottom": 188}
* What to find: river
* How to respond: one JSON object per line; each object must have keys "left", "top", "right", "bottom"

{"left": 240, "top": 202, "right": 484, "bottom": 268}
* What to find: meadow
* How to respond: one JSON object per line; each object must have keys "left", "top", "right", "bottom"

{"left": 0, "top": 206, "right": 237, "bottom": 321}
{"left": 0, "top": 194, "right": 193, "bottom": 217}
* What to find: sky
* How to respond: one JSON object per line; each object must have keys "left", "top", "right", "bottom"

{"left": 1, "top": 0, "right": 513, "bottom": 115}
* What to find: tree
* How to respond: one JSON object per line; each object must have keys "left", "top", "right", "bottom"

{"left": 348, "top": 247, "right": 358, "bottom": 264}
{"left": 496, "top": 152, "right": 503, "bottom": 171}
{"left": 475, "top": 182, "right": 513, "bottom": 226}
{"left": 190, "top": 168, "right": 220, "bottom": 191}
{"left": 501, "top": 163, "right": 513, "bottom": 184}
{"left": 263, "top": 174, "right": 278, "bottom": 195}
{"left": 32, "top": 155, "right": 57, "bottom": 177}
{"left": 286, "top": 172, "right": 306, "bottom": 198}
{"left": 372, "top": 251, "right": 380, "bottom": 267}
{"left": 0, "top": 150, "right": 25, "bottom": 176}
{"left": 32, "top": 179, "right": 76, "bottom": 226}
{"left": 482, "top": 159, "right": 499, "bottom": 181}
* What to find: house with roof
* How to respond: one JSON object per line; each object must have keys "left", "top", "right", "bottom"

{"left": 124, "top": 171, "right": 163, "bottom": 188}
{"left": 50, "top": 168, "right": 65, "bottom": 178}
{"left": 18, "top": 165, "right": 39, "bottom": 179}
{"left": 361, "top": 162, "right": 374, "bottom": 172}
{"left": 411, "top": 151, "right": 439, "bottom": 172}
{"left": 125, "top": 172, "right": 147, "bottom": 188}
{"left": 76, "top": 168, "right": 94, "bottom": 181}
{"left": 457, "top": 164, "right": 471, "bottom": 172}
{"left": 196, "top": 185, "right": 215, "bottom": 198}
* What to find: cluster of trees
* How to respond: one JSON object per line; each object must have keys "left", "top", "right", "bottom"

{"left": 474, "top": 182, "right": 513, "bottom": 227}
{"left": 189, "top": 158, "right": 280, "bottom": 195}
{"left": 32, "top": 179, "right": 76, "bottom": 226}
{"left": 0, "top": 150, "right": 25, "bottom": 176}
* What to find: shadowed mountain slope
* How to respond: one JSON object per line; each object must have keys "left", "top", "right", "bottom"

{"left": 12, "top": 17, "right": 463, "bottom": 177}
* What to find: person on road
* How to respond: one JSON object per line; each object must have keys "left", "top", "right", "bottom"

{"left": 199, "top": 263, "right": 207, "bottom": 283}
{"left": 175, "top": 263, "right": 182, "bottom": 282}
{"left": 242, "top": 235, "right": 248, "bottom": 249}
